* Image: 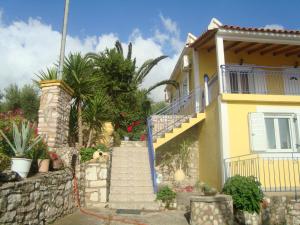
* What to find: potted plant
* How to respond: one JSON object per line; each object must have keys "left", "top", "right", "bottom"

{"left": 174, "top": 140, "right": 191, "bottom": 182}
{"left": 49, "top": 152, "right": 63, "bottom": 170}
{"left": 36, "top": 141, "right": 50, "bottom": 173}
{"left": 0, "top": 121, "right": 42, "bottom": 178}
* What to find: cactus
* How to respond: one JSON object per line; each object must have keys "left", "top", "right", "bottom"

{"left": 0, "top": 121, "right": 42, "bottom": 158}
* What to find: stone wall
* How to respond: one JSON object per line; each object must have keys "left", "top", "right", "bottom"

{"left": 190, "top": 195, "right": 233, "bottom": 225}
{"left": 0, "top": 168, "right": 75, "bottom": 225}
{"left": 38, "top": 81, "right": 73, "bottom": 149}
{"left": 286, "top": 200, "right": 300, "bottom": 225}
{"left": 156, "top": 125, "right": 199, "bottom": 188}
{"left": 81, "top": 162, "right": 108, "bottom": 208}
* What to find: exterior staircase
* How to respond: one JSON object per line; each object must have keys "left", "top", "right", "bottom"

{"left": 109, "top": 141, "right": 159, "bottom": 210}
{"left": 149, "top": 88, "right": 205, "bottom": 150}
{"left": 153, "top": 113, "right": 205, "bottom": 149}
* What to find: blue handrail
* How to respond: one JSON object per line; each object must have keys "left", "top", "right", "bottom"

{"left": 146, "top": 117, "right": 158, "bottom": 193}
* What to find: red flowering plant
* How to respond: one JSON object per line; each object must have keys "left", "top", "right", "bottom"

{"left": 116, "top": 110, "right": 147, "bottom": 141}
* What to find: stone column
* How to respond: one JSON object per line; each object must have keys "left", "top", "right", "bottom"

{"left": 38, "top": 80, "right": 73, "bottom": 149}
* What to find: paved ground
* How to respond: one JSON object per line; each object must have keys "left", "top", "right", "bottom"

{"left": 53, "top": 208, "right": 190, "bottom": 225}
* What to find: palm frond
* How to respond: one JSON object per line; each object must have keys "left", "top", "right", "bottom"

{"left": 146, "top": 79, "right": 179, "bottom": 94}
{"left": 134, "top": 55, "right": 168, "bottom": 85}
{"left": 115, "top": 41, "right": 123, "bottom": 57}
{"left": 33, "top": 67, "right": 58, "bottom": 85}
{"left": 127, "top": 42, "right": 132, "bottom": 60}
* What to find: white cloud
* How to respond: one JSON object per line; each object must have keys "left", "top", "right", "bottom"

{"left": 263, "top": 24, "right": 284, "bottom": 30}
{"left": 0, "top": 12, "right": 183, "bottom": 101}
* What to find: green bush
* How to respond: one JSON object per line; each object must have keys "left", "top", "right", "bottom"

{"left": 156, "top": 186, "right": 176, "bottom": 208}
{"left": 80, "top": 147, "right": 96, "bottom": 162}
{"left": 0, "top": 152, "right": 11, "bottom": 172}
{"left": 222, "top": 175, "right": 264, "bottom": 213}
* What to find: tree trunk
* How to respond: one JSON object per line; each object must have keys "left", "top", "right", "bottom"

{"left": 86, "top": 128, "right": 93, "bottom": 148}
{"left": 77, "top": 101, "right": 83, "bottom": 148}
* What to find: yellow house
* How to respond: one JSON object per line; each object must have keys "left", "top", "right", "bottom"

{"left": 149, "top": 18, "right": 300, "bottom": 192}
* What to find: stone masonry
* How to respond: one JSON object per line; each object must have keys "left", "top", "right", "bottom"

{"left": 190, "top": 195, "right": 233, "bottom": 225}
{"left": 83, "top": 162, "right": 108, "bottom": 208}
{"left": 286, "top": 200, "right": 300, "bottom": 225}
{"left": 38, "top": 80, "right": 73, "bottom": 149}
{"left": 0, "top": 168, "right": 75, "bottom": 225}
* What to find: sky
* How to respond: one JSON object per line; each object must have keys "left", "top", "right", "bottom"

{"left": 0, "top": 0, "right": 300, "bottom": 101}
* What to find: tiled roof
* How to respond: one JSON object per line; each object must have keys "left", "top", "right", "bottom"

{"left": 190, "top": 25, "right": 300, "bottom": 49}
{"left": 221, "top": 25, "right": 300, "bottom": 35}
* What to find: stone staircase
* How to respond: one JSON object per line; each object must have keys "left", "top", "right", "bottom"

{"left": 109, "top": 141, "right": 159, "bottom": 210}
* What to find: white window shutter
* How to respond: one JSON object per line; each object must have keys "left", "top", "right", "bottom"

{"left": 249, "top": 112, "right": 267, "bottom": 151}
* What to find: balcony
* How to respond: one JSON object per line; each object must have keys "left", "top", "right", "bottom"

{"left": 221, "top": 65, "right": 300, "bottom": 95}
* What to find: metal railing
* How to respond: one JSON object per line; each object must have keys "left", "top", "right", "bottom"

{"left": 146, "top": 118, "right": 158, "bottom": 193}
{"left": 150, "top": 88, "right": 203, "bottom": 141}
{"left": 221, "top": 65, "right": 300, "bottom": 95}
{"left": 224, "top": 153, "right": 300, "bottom": 199}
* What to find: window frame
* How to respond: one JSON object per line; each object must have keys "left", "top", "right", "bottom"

{"left": 263, "top": 113, "right": 296, "bottom": 153}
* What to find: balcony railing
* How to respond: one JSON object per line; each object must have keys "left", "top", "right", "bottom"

{"left": 221, "top": 65, "right": 300, "bottom": 95}
{"left": 224, "top": 153, "right": 300, "bottom": 199}
{"left": 151, "top": 88, "right": 204, "bottom": 141}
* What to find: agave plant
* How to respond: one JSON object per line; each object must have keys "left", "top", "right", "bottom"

{"left": 0, "top": 121, "right": 43, "bottom": 158}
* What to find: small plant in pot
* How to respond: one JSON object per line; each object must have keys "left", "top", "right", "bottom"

{"left": 35, "top": 141, "right": 50, "bottom": 173}
{"left": 49, "top": 152, "right": 63, "bottom": 170}
{"left": 0, "top": 121, "right": 42, "bottom": 178}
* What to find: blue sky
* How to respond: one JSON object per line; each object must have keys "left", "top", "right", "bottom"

{"left": 2, "top": 0, "right": 300, "bottom": 40}
{"left": 0, "top": 0, "right": 300, "bottom": 100}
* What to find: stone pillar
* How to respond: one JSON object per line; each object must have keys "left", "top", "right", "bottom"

{"left": 190, "top": 195, "right": 233, "bottom": 225}
{"left": 286, "top": 200, "right": 300, "bottom": 225}
{"left": 38, "top": 80, "right": 73, "bottom": 149}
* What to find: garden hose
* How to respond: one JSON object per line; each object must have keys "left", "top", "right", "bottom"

{"left": 73, "top": 173, "right": 148, "bottom": 225}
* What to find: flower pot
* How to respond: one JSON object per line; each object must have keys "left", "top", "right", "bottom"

{"left": 124, "top": 136, "right": 129, "bottom": 141}
{"left": 174, "top": 169, "right": 185, "bottom": 182}
{"left": 11, "top": 158, "right": 32, "bottom": 178}
{"left": 52, "top": 159, "right": 63, "bottom": 170}
{"left": 37, "top": 159, "right": 50, "bottom": 173}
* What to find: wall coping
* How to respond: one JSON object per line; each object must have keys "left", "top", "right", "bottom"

{"left": 0, "top": 168, "right": 73, "bottom": 190}
{"left": 190, "top": 194, "right": 232, "bottom": 203}
{"left": 40, "top": 80, "right": 74, "bottom": 96}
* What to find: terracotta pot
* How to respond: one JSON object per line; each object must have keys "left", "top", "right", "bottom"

{"left": 52, "top": 159, "right": 63, "bottom": 170}
{"left": 38, "top": 159, "right": 50, "bottom": 173}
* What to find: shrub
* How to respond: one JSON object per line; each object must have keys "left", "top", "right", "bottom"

{"left": 80, "top": 147, "right": 96, "bottom": 162}
{"left": 0, "top": 152, "right": 11, "bottom": 172}
{"left": 156, "top": 186, "right": 176, "bottom": 208}
{"left": 222, "top": 175, "right": 264, "bottom": 213}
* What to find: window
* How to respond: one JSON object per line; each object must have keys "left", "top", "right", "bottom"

{"left": 265, "top": 116, "right": 292, "bottom": 150}
{"left": 249, "top": 113, "right": 297, "bottom": 152}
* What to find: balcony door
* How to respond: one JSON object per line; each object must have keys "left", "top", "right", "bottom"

{"left": 284, "top": 68, "right": 300, "bottom": 95}
{"left": 225, "top": 65, "right": 266, "bottom": 94}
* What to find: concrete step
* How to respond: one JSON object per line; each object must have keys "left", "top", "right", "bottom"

{"left": 113, "top": 146, "right": 148, "bottom": 152}
{"left": 109, "top": 201, "right": 159, "bottom": 210}
{"left": 111, "top": 162, "right": 150, "bottom": 168}
{"left": 109, "top": 193, "right": 156, "bottom": 202}
{"left": 110, "top": 179, "right": 152, "bottom": 186}
{"left": 120, "top": 141, "right": 147, "bottom": 147}
{"left": 110, "top": 171, "right": 151, "bottom": 178}
{"left": 110, "top": 186, "right": 153, "bottom": 194}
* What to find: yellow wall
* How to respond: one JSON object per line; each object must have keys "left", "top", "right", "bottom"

{"left": 225, "top": 95, "right": 300, "bottom": 157}
{"left": 198, "top": 99, "right": 222, "bottom": 189}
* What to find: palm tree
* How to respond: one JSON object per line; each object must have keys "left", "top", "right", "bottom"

{"left": 63, "top": 53, "right": 99, "bottom": 147}
{"left": 114, "top": 41, "right": 179, "bottom": 92}
{"left": 83, "top": 91, "right": 111, "bottom": 147}
{"left": 34, "top": 67, "right": 58, "bottom": 85}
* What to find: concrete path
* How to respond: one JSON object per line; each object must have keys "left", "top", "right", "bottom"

{"left": 53, "top": 208, "right": 190, "bottom": 225}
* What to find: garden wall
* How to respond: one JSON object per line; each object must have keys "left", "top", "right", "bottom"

{"left": 0, "top": 168, "right": 76, "bottom": 225}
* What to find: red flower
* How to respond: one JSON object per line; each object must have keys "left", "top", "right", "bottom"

{"left": 127, "top": 125, "right": 133, "bottom": 133}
